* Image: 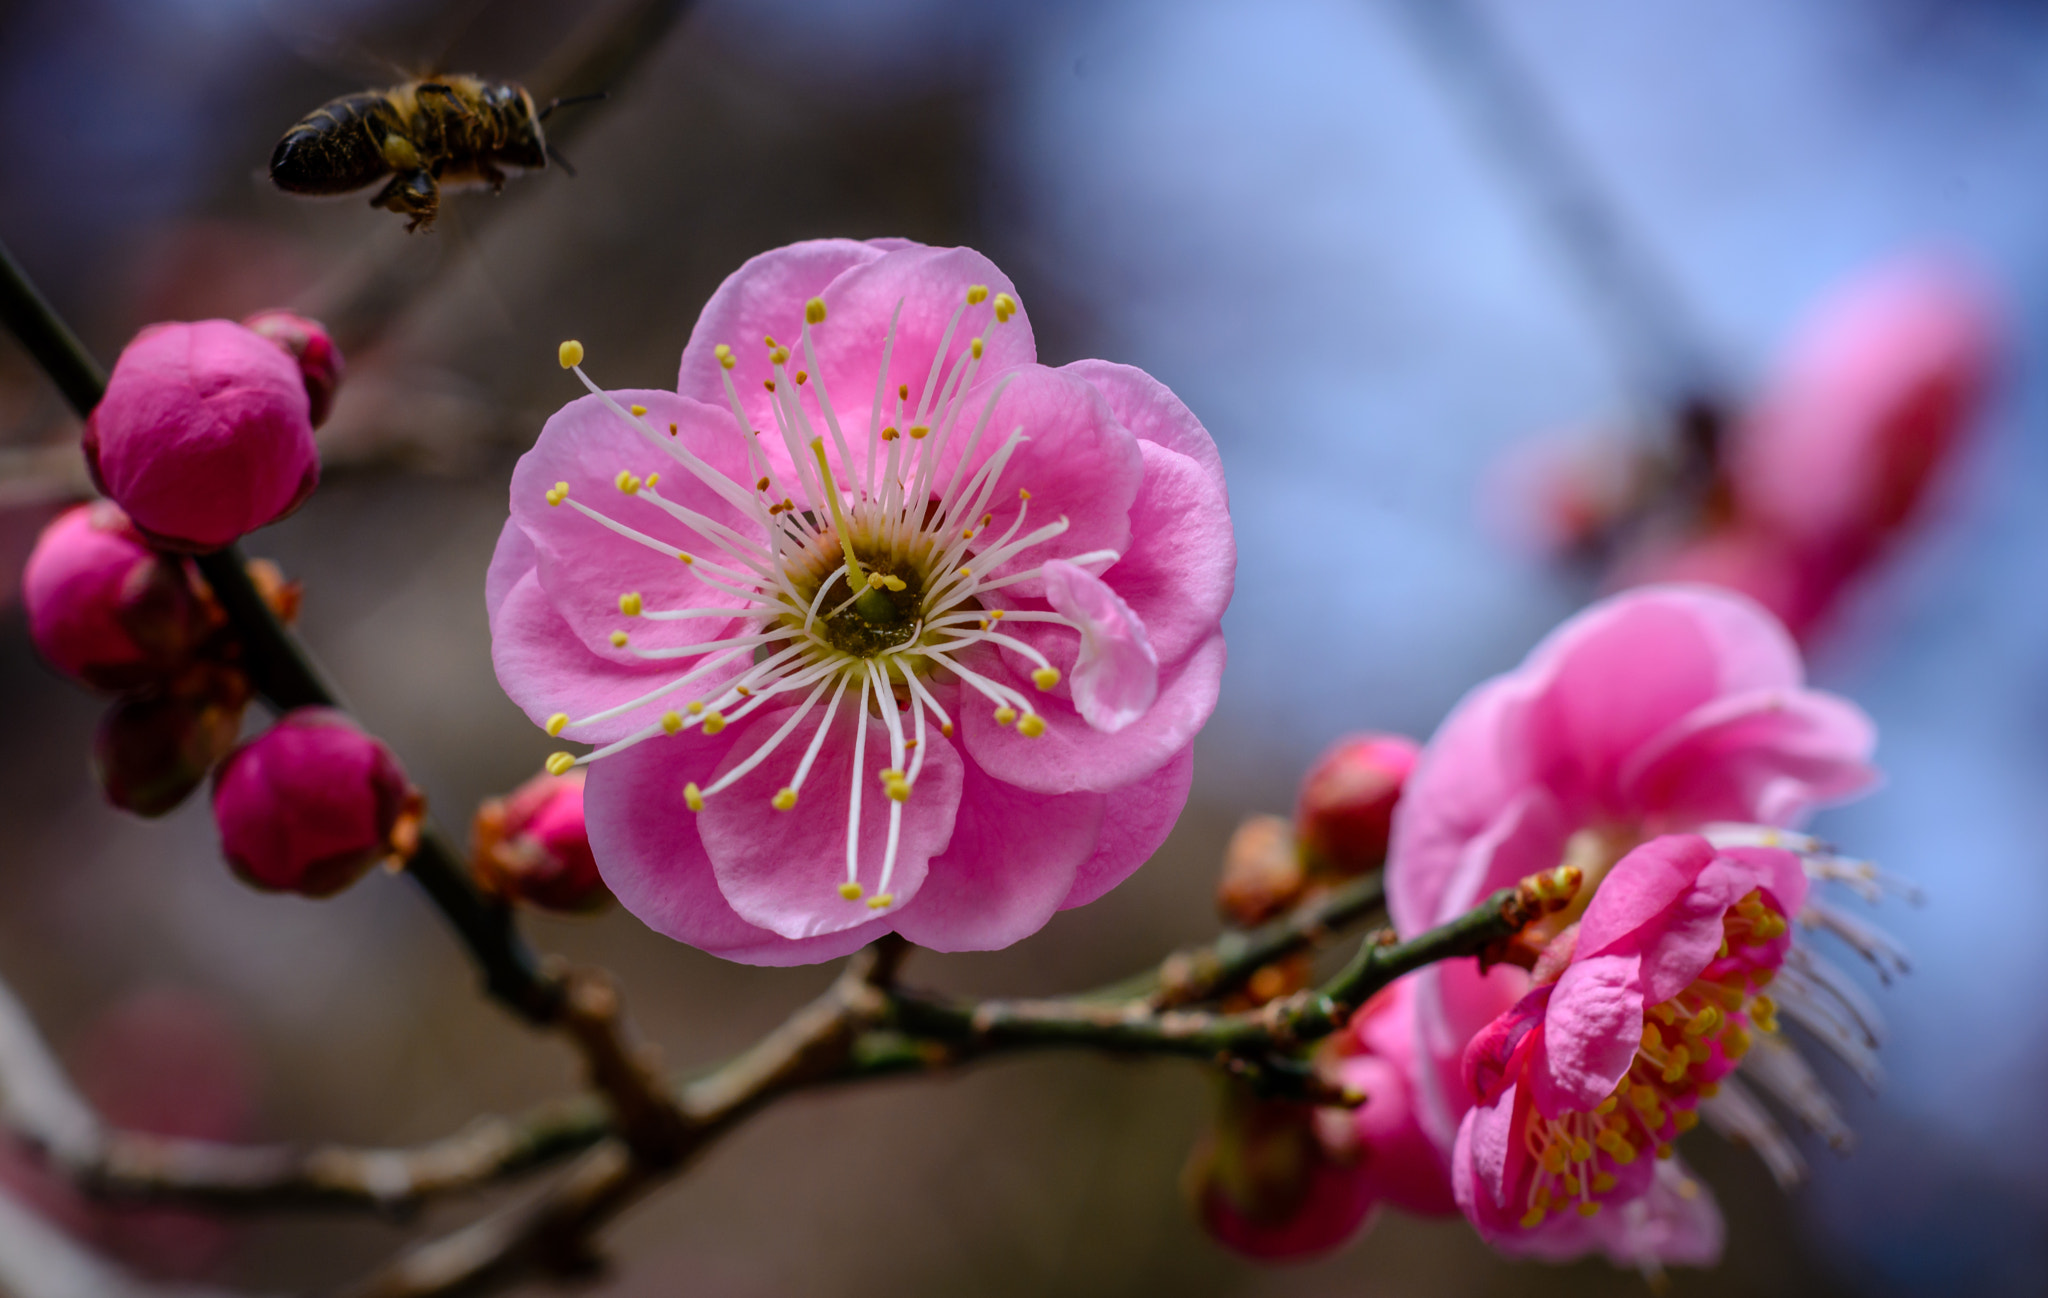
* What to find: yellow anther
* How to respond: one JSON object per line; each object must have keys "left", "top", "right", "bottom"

{"left": 970, "top": 337, "right": 984, "bottom": 359}
{"left": 678, "top": 552, "right": 695, "bottom": 564}
{"left": 865, "top": 893, "right": 895, "bottom": 909}
{"left": 1592, "top": 1173, "right": 1617, "bottom": 1194}
{"left": 770, "top": 346, "right": 790, "bottom": 365}
{"left": 546, "top": 712, "right": 569, "bottom": 736}
{"left": 881, "top": 426, "right": 900, "bottom": 441}
{"left": 885, "top": 778, "right": 911, "bottom": 803}
{"left": 757, "top": 475, "right": 772, "bottom": 491}
{"left": 994, "top": 706, "right": 1018, "bottom": 726}
{"left": 1656, "top": 1144, "right": 1674, "bottom": 1161}
{"left": 1031, "top": 667, "right": 1060, "bottom": 690}
{"left": 1019, "top": 487, "right": 1031, "bottom": 500}
{"left": 661, "top": 711, "right": 683, "bottom": 735}
{"left": 909, "top": 425, "right": 930, "bottom": 439}
{"left": 879, "top": 768, "right": 905, "bottom": 783}
{"left": 1594, "top": 1096, "right": 1618, "bottom": 1116}
{"left": 1569, "top": 1138, "right": 1593, "bottom": 1163}
{"left": 701, "top": 712, "right": 726, "bottom": 735}
{"left": 1697, "top": 1081, "right": 1720, "bottom": 1099}
{"left": 545, "top": 481, "right": 569, "bottom": 506}
{"left": 646, "top": 473, "right": 660, "bottom": 488}
{"left": 714, "top": 343, "right": 735, "bottom": 369}
{"left": 966, "top": 285, "right": 989, "bottom": 304}
{"left": 619, "top": 592, "right": 643, "bottom": 616}
{"left": 867, "top": 571, "right": 888, "bottom": 589}
{"left": 993, "top": 292, "right": 1017, "bottom": 321}
{"left": 958, "top": 567, "right": 971, "bottom": 578}
{"left": 1673, "top": 1109, "right": 1700, "bottom": 1133}
{"left": 1722, "top": 1026, "right": 1752, "bottom": 1060}
{"left": 882, "top": 575, "right": 906, "bottom": 591}
{"left": 1563, "top": 1174, "right": 1582, "bottom": 1196}
{"left": 616, "top": 470, "right": 642, "bottom": 494}
{"left": 1017, "top": 714, "right": 1046, "bottom": 738}
{"left": 629, "top": 403, "right": 648, "bottom": 417}
{"left": 941, "top": 722, "right": 955, "bottom": 738}
{"left": 805, "top": 297, "right": 827, "bottom": 324}
{"left": 898, "top": 383, "right": 909, "bottom": 400}
{"left": 763, "top": 379, "right": 776, "bottom": 392}
{"left": 1520, "top": 1206, "right": 1547, "bottom": 1229}
{"left": 773, "top": 788, "right": 798, "bottom": 811}
{"left": 1541, "top": 1144, "right": 1568, "bottom": 1174}
{"left": 684, "top": 783, "right": 704, "bottom": 812}
{"left": 682, "top": 701, "right": 703, "bottom": 717}
{"left": 1684, "top": 1005, "right": 1721, "bottom": 1037}
{"left": 795, "top": 370, "right": 808, "bottom": 385}
{"left": 545, "top": 751, "right": 576, "bottom": 776}
{"left": 1576, "top": 1201, "right": 1601, "bottom": 1218}
{"left": 763, "top": 334, "right": 778, "bottom": 347}
{"left": 558, "top": 339, "right": 584, "bottom": 368}
{"left": 609, "top": 630, "right": 629, "bottom": 648}
{"left": 838, "top": 881, "right": 864, "bottom": 900}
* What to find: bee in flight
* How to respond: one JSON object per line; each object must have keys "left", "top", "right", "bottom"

{"left": 269, "top": 76, "right": 599, "bottom": 231}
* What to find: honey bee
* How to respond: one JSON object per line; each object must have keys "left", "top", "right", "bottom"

{"left": 269, "top": 76, "right": 599, "bottom": 231}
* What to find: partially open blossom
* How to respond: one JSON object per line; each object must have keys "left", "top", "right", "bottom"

{"left": 1191, "top": 982, "right": 1453, "bottom": 1259}
{"left": 1389, "top": 585, "right": 1899, "bottom": 1267}
{"left": 1295, "top": 732, "right": 1418, "bottom": 878}
{"left": 1216, "top": 814, "right": 1304, "bottom": 928}
{"left": 211, "top": 708, "right": 420, "bottom": 897}
{"left": 472, "top": 769, "right": 608, "bottom": 912}
{"left": 94, "top": 664, "right": 250, "bottom": 817}
{"left": 1453, "top": 835, "right": 1797, "bottom": 1261}
{"left": 489, "top": 238, "right": 1233, "bottom": 963}
{"left": 83, "top": 319, "right": 321, "bottom": 551}
{"left": 242, "top": 309, "right": 345, "bottom": 429}
{"left": 22, "top": 502, "right": 212, "bottom": 690}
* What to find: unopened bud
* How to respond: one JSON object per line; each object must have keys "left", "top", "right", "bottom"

{"left": 241, "top": 310, "right": 345, "bottom": 428}
{"left": 211, "top": 708, "right": 420, "bottom": 897}
{"left": 94, "top": 665, "right": 250, "bottom": 817}
{"left": 83, "top": 320, "right": 321, "bottom": 551}
{"left": 471, "top": 769, "right": 609, "bottom": 912}
{"left": 1294, "top": 733, "right": 1419, "bottom": 879}
{"left": 1216, "top": 814, "right": 1304, "bottom": 927}
{"left": 23, "top": 502, "right": 213, "bottom": 691}
{"left": 1185, "top": 1083, "right": 1366, "bottom": 1260}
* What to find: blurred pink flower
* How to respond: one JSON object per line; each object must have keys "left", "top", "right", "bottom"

{"left": 1388, "top": 584, "right": 1898, "bottom": 1267}
{"left": 1294, "top": 732, "right": 1419, "bottom": 877}
{"left": 1624, "top": 257, "right": 1999, "bottom": 641}
{"left": 472, "top": 770, "right": 608, "bottom": 912}
{"left": 1452, "top": 834, "right": 1799, "bottom": 1261}
{"left": 212, "top": 707, "right": 419, "bottom": 897}
{"left": 83, "top": 319, "right": 320, "bottom": 551}
{"left": 489, "top": 239, "right": 1233, "bottom": 963}
{"left": 1193, "top": 982, "right": 1453, "bottom": 1260}
{"left": 22, "top": 501, "right": 211, "bottom": 691}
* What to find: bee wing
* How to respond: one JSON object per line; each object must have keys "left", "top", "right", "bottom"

{"left": 257, "top": 3, "right": 413, "bottom": 81}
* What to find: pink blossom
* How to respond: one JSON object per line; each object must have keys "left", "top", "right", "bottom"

{"left": 1453, "top": 835, "right": 1799, "bottom": 1259}
{"left": 22, "top": 501, "right": 211, "bottom": 691}
{"left": 472, "top": 770, "right": 607, "bottom": 912}
{"left": 242, "top": 309, "right": 346, "bottom": 428}
{"left": 1387, "top": 584, "right": 1893, "bottom": 1265}
{"left": 1294, "top": 732, "right": 1419, "bottom": 877}
{"left": 83, "top": 320, "right": 320, "bottom": 551}
{"left": 488, "top": 239, "right": 1233, "bottom": 963}
{"left": 211, "top": 708, "right": 418, "bottom": 897}
{"left": 1193, "top": 983, "right": 1453, "bottom": 1259}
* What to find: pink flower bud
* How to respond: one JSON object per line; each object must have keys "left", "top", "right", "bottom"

{"left": 95, "top": 665, "right": 250, "bottom": 818}
{"left": 211, "top": 708, "right": 419, "bottom": 897}
{"left": 83, "top": 320, "right": 321, "bottom": 551}
{"left": 22, "top": 502, "right": 214, "bottom": 691}
{"left": 242, "top": 309, "right": 345, "bottom": 428}
{"left": 471, "top": 770, "right": 609, "bottom": 912}
{"left": 1294, "top": 733, "right": 1419, "bottom": 877}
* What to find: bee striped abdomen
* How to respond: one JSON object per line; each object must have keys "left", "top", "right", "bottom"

{"left": 270, "top": 93, "right": 404, "bottom": 195}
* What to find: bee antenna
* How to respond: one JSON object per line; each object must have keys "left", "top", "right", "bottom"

{"left": 545, "top": 143, "right": 579, "bottom": 178}
{"left": 538, "top": 90, "right": 607, "bottom": 122}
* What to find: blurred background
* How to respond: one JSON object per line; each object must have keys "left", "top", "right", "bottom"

{"left": 2, "top": 0, "right": 2046, "bottom": 1292}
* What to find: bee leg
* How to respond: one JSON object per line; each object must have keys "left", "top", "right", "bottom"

{"left": 371, "top": 169, "right": 440, "bottom": 232}
{"left": 478, "top": 161, "right": 509, "bottom": 194}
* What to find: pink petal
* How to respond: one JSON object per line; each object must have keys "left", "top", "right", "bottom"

{"left": 1431, "top": 785, "right": 1572, "bottom": 937}
{"left": 1062, "top": 358, "right": 1228, "bottom": 498}
{"left": 1087, "top": 436, "right": 1234, "bottom": 670}
{"left": 962, "top": 633, "right": 1223, "bottom": 795}
{"left": 489, "top": 564, "right": 746, "bottom": 744}
{"left": 1461, "top": 983, "right": 1552, "bottom": 1107}
{"left": 1531, "top": 954, "right": 1644, "bottom": 1116}
{"left": 1453, "top": 1085, "right": 1520, "bottom": 1227}
{"left": 1336, "top": 1043, "right": 1456, "bottom": 1217}
{"left": 1409, "top": 958, "right": 1533, "bottom": 1153}
{"left": 675, "top": 237, "right": 893, "bottom": 426}
{"left": 698, "top": 703, "right": 965, "bottom": 939}
{"left": 485, "top": 517, "right": 535, "bottom": 621}
{"left": 1059, "top": 742, "right": 1194, "bottom": 909}
{"left": 1621, "top": 687, "right": 1878, "bottom": 828}
{"left": 508, "top": 390, "right": 756, "bottom": 663}
{"left": 584, "top": 740, "right": 886, "bottom": 966}
{"left": 1040, "top": 559, "right": 1158, "bottom": 732}
{"left": 1575, "top": 834, "right": 1719, "bottom": 960}
{"left": 890, "top": 754, "right": 1103, "bottom": 952}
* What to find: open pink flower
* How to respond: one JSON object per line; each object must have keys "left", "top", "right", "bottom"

{"left": 488, "top": 239, "right": 1233, "bottom": 963}
{"left": 1454, "top": 834, "right": 1799, "bottom": 1261}
{"left": 1193, "top": 982, "right": 1453, "bottom": 1260}
{"left": 1388, "top": 585, "right": 1897, "bottom": 1265}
